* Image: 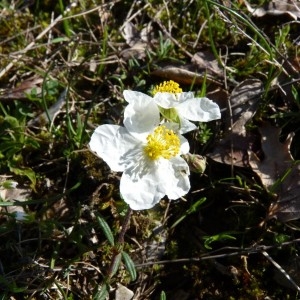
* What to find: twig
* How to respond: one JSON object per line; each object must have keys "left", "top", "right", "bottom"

{"left": 262, "top": 251, "right": 300, "bottom": 292}
{"left": 135, "top": 238, "right": 300, "bottom": 268}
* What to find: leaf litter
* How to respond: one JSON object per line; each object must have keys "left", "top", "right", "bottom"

{"left": 252, "top": 123, "right": 300, "bottom": 222}
{"left": 244, "top": 0, "right": 300, "bottom": 20}
{"left": 208, "top": 77, "right": 300, "bottom": 223}
{"left": 208, "top": 79, "right": 263, "bottom": 167}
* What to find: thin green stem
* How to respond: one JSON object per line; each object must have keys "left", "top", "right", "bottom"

{"left": 203, "top": 0, "right": 223, "bottom": 67}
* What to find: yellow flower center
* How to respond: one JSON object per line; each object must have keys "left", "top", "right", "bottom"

{"left": 152, "top": 80, "right": 182, "bottom": 95}
{"left": 144, "top": 126, "right": 180, "bottom": 160}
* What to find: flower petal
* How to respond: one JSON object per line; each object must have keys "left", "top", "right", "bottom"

{"left": 154, "top": 158, "right": 190, "bottom": 200}
{"left": 123, "top": 90, "right": 153, "bottom": 104}
{"left": 120, "top": 168, "right": 165, "bottom": 210}
{"left": 177, "top": 91, "right": 195, "bottom": 102}
{"left": 120, "top": 154, "right": 190, "bottom": 209}
{"left": 177, "top": 97, "right": 221, "bottom": 122}
{"left": 89, "top": 125, "right": 138, "bottom": 172}
{"left": 166, "top": 157, "right": 190, "bottom": 199}
{"left": 154, "top": 92, "right": 195, "bottom": 108}
{"left": 179, "top": 117, "right": 197, "bottom": 134}
{"left": 153, "top": 92, "right": 178, "bottom": 108}
{"left": 179, "top": 134, "right": 190, "bottom": 154}
{"left": 123, "top": 91, "right": 160, "bottom": 138}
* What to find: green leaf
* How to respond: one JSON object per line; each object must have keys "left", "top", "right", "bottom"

{"left": 93, "top": 283, "right": 109, "bottom": 300}
{"left": 97, "top": 215, "right": 115, "bottom": 246}
{"left": 274, "top": 234, "right": 290, "bottom": 244}
{"left": 160, "top": 291, "right": 167, "bottom": 300}
{"left": 122, "top": 251, "right": 137, "bottom": 281}
{"left": 4, "top": 115, "right": 19, "bottom": 128}
{"left": 170, "top": 197, "right": 206, "bottom": 229}
{"left": 110, "top": 253, "right": 122, "bottom": 278}
{"left": 50, "top": 37, "right": 70, "bottom": 43}
{"left": 203, "top": 232, "right": 236, "bottom": 250}
{"left": 8, "top": 164, "right": 36, "bottom": 187}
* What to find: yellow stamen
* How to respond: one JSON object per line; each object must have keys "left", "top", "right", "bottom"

{"left": 144, "top": 126, "right": 180, "bottom": 160}
{"left": 152, "top": 80, "right": 182, "bottom": 95}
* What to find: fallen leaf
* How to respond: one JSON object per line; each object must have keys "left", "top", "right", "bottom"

{"left": 120, "top": 22, "right": 151, "bottom": 60}
{"left": 191, "top": 51, "right": 224, "bottom": 78}
{"left": 0, "top": 76, "right": 43, "bottom": 101}
{"left": 151, "top": 65, "right": 223, "bottom": 87}
{"left": 250, "top": 122, "right": 300, "bottom": 222}
{"left": 268, "top": 186, "right": 300, "bottom": 222}
{"left": 121, "top": 22, "right": 150, "bottom": 46}
{"left": 249, "top": 123, "right": 293, "bottom": 189}
{"left": 244, "top": 0, "right": 300, "bottom": 20}
{"left": 208, "top": 79, "right": 262, "bottom": 167}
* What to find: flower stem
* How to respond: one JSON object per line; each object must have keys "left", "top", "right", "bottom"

{"left": 117, "top": 207, "right": 132, "bottom": 244}
{"left": 106, "top": 207, "right": 132, "bottom": 280}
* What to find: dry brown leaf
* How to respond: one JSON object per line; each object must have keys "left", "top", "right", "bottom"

{"left": 250, "top": 123, "right": 300, "bottom": 222}
{"left": 244, "top": 0, "right": 300, "bottom": 20}
{"left": 120, "top": 42, "right": 148, "bottom": 60}
{"left": 120, "top": 22, "right": 151, "bottom": 60}
{"left": 207, "top": 77, "right": 300, "bottom": 222}
{"left": 249, "top": 123, "right": 294, "bottom": 188}
{"left": 151, "top": 65, "right": 223, "bottom": 87}
{"left": 0, "top": 76, "right": 43, "bottom": 101}
{"left": 208, "top": 79, "right": 262, "bottom": 167}
{"left": 268, "top": 186, "right": 300, "bottom": 222}
{"left": 191, "top": 51, "right": 224, "bottom": 77}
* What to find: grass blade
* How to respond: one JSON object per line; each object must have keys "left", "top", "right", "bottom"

{"left": 122, "top": 251, "right": 137, "bottom": 281}
{"left": 97, "top": 215, "right": 115, "bottom": 246}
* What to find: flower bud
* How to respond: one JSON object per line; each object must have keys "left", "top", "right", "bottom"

{"left": 182, "top": 153, "right": 206, "bottom": 173}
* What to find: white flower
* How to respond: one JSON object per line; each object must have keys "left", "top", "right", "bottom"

{"left": 89, "top": 96, "right": 190, "bottom": 210}
{"left": 154, "top": 91, "right": 221, "bottom": 133}
{"left": 124, "top": 80, "right": 221, "bottom": 134}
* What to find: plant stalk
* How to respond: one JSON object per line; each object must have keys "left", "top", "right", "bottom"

{"left": 106, "top": 207, "right": 132, "bottom": 279}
